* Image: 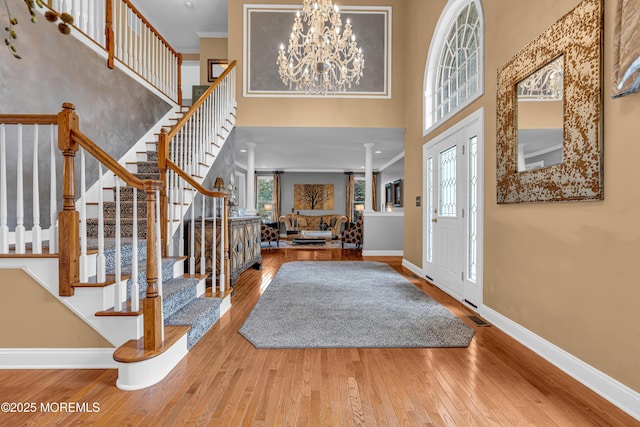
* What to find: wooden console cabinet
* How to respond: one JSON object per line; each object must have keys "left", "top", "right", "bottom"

{"left": 190, "top": 216, "right": 262, "bottom": 288}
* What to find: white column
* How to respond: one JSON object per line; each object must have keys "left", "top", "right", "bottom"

{"left": 364, "top": 142, "right": 375, "bottom": 212}
{"left": 245, "top": 142, "right": 257, "bottom": 215}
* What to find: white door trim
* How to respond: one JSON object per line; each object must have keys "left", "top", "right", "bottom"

{"left": 422, "top": 108, "right": 484, "bottom": 310}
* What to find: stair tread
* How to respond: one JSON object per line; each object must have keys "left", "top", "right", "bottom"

{"left": 165, "top": 297, "right": 221, "bottom": 324}
{"left": 95, "top": 300, "right": 142, "bottom": 317}
{"left": 165, "top": 297, "right": 222, "bottom": 350}
{"left": 74, "top": 273, "right": 132, "bottom": 288}
{"left": 113, "top": 325, "right": 190, "bottom": 363}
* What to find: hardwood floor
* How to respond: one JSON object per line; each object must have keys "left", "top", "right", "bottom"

{"left": 0, "top": 248, "right": 637, "bottom": 426}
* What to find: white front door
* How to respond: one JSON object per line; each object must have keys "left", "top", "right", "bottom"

{"left": 423, "top": 109, "right": 483, "bottom": 310}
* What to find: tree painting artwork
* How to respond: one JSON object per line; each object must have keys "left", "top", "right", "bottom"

{"left": 294, "top": 184, "right": 334, "bottom": 210}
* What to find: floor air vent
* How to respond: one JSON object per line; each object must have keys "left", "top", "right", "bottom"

{"left": 466, "top": 315, "right": 491, "bottom": 327}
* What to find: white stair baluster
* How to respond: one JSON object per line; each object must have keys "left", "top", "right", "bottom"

{"left": 130, "top": 187, "right": 139, "bottom": 312}
{"left": 79, "top": 148, "right": 88, "bottom": 281}
{"left": 211, "top": 194, "right": 217, "bottom": 293}
{"left": 166, "top": 167, "right": 174, "bottom": 256}
{"left": 114, "top": 175, "right": 122, "bottom": 311}
{"left": 219, "top": 196, "right": 225, "bottom": 295}
{"left": 15, "top": 124, "right": 25, "bottom": 254}
{"left": 189, "top": 184, "right": 195, "bottom": 276}
{"left": 49, "top": 125, "right": 58, "bottom": 254}
{"left": 31, "top": 124, "right": 42, "bottom": 254}
{"left": 200, "top": 193, "right": 205, "bottom": 276}
{"left": 96, "top": 164, "right": 106, "bottom": 283}
{"left": 87, "top": 0, "right": 94, "bottom": 40}
{"left": 0, "top": 125, "right": 8, "bottom": 253}
{"left": 178, "top": 176, "right": 185, "bottom": 257}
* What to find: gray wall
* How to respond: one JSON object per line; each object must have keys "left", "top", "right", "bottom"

{"left": 1, "top": 1, "right": 171, "bottom": 228}
{"left": 280, "top": 172, "right": 347, "bottom": 216}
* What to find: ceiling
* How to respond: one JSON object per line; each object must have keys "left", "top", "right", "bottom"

{"left": 133, "top": 0, "right": 228, "bottom": 53}
{"left": 234, "top": 127, "right": 405, "bottom": 173}
{"left": 133, "top": 1, "right": 405, "bottom": 173}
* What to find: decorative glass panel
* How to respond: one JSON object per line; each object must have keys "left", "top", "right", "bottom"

{"left": 427, "top": 157, "right": 434, "bottom": 262}
{"left": 433, "top": 2, "right": 480, "bottom": 127}
{"left": 439, "top": 146, "right": 457, "bottom": 217}
{"left": 468, "top": 136, "right": 478, "bottom": 282}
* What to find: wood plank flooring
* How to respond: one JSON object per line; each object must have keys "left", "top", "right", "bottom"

{"left": 0, "top": 248, "right": 637, "bottom": 426}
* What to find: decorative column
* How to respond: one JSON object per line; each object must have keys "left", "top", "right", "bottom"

{"left": 364, "top": 142, "right": 375, "bottom": 212}
{"left": 245, "top": 142, "right": 257, "bottom": 215}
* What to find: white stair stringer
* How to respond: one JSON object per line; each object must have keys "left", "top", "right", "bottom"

{"left": 0, "top": 257, "right": 142, "bottom": 350}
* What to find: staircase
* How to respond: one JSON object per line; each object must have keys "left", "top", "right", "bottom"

{"left": 0, "top": 0, "right": 237, "bottom": 392}
{"left": 83, "top": 109, "right": 228, "bottom": 350}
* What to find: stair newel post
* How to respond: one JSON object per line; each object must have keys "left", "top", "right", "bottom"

{"left": 158, "top": 128, "right": 168, "bottom": 256}
{"left": 105, "top": 0, "right": 115, "bottom": 69}
{"left": 57, "top": 103, "right": 80, "bottom": 297}
{"left": 143, "top": 179, "right": 163, "bottom": 350}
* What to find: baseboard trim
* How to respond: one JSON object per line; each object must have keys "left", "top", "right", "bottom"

{"left": 0, "top": 348, "right": 116, "bottom": 369}
{"left": 362, "top": 250, "right": 403, "bottom": 257}
{"left": 401, "top": 258, "right": 424, "bottom": 277}
{"left": 481, "top": 306, "right": 640, "bottom": 422}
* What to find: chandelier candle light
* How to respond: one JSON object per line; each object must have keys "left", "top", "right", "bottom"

{"left": 277, "top": 0, "right": 365, "bottom": 95}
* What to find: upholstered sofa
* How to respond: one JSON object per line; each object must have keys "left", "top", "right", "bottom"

{"left": 279, "top": 214, "right": 348, "bottom": 238}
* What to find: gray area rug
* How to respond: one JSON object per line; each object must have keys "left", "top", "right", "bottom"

{"left": 239, "top": 261, "right": 475, "bottom": 348}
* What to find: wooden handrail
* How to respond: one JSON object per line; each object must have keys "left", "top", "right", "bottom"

{"left": 0, "top": 115, "right": 59, "bottom": 125}
{"left": 122, "top": 0, "right": 180, "bottom": 58}
{"left": 166, "top": 159, "right": 227, "bottom": 199}
{"left": 69, "top": 129, "right": 148, "bottom": 191}
{"left": 165, "top": 61, "right": 237, "bottom": 141}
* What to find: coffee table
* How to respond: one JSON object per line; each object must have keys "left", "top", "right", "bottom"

{"left": 291, "top": 237, "right": 327, "bottom": 245}
{"left": 300, "top": 230, "right": 332, "bottom": 241}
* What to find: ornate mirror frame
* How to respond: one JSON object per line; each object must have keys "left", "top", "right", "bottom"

{"left": 496, "top": 0, "right": 603, "bottom": 204}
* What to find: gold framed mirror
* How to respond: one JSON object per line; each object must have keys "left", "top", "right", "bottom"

{"left": 496, "top": 0, "right": 603, "bottom": 204}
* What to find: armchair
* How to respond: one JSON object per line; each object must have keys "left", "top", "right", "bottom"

{"left": 261, "top": 223, "right": 280, "bottom": 247}
{"left": 341, "top": 216, "right": 363, "bottom": 248}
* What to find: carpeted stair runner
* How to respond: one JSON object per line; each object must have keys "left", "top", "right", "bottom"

{"left": 84, "top": 114, "right": 222, "bottom": 350}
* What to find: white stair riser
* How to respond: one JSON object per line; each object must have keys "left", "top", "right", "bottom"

{"left": 116, "top": 333, "right": 188, "bottom": 390}
{"left": 196, "top": 278, "right": 206, "bottom": 297}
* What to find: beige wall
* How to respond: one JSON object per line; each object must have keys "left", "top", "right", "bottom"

{"left": 0, "top": 269, "right": 113, "bottom": 348}
{"left": 228, "top": 0, "right": 406, "bottom": 128}
{"left": 200, "top": 38, "right": 229, "bottom": 85}
{"left": 403, "top": 0, "right": 640, "bottom": 394}
{"left": 518, "top": 101, "right": 563, "bottom": 129}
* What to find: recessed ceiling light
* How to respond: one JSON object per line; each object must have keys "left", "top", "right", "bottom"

{"left": 360, "top": 166, "right": 365, "bottom": 169}
{"left": 240, "top": 149, "right": 247, "bottom": 153}
{"left": 374, "top": 150, "right": 382, "bottom": 154}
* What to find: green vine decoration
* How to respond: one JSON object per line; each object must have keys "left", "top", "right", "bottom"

{"left": 4, "top": 0, "right": 73, "bottom": 59}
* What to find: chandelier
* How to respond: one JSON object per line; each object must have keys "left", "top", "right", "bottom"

{"left": 277, "top": 0, "right": 365, "bottom": 95}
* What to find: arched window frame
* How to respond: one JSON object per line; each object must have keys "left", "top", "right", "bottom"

{"left": 423, "top": 0, "right": 484, "bottom": 136}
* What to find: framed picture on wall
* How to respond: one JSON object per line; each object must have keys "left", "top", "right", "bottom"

{"left": 208, "top": 59, "right": 228, "bottom": 82}
{"left": 385, "top": 183, "right": 392, "bottom": 205}
{"left": 392, "top": 179, "right": 403, "bottom": 207}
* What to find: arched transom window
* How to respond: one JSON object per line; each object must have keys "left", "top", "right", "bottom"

{"left": 424, "top": 0, "right": 484, "bottom": 135}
